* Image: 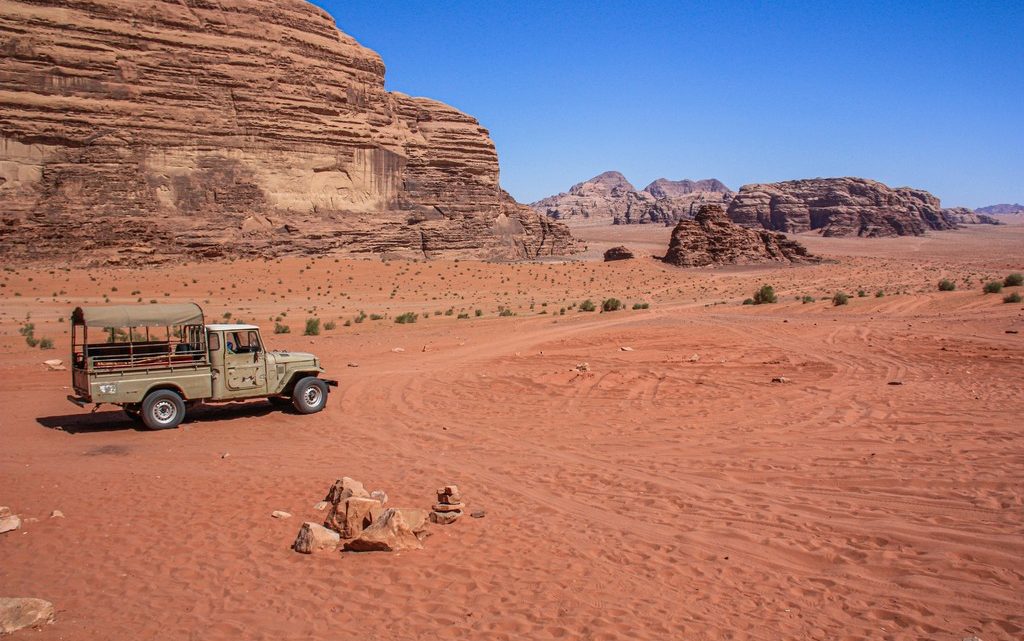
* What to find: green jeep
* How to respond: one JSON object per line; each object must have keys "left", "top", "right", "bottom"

{"left": 67, "top": 303, "right": 337, "bottom": 430}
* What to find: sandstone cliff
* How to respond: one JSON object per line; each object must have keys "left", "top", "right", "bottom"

{"left": 663, "top": 205, "right": 819, "bottom": 267}
{"left": 726, "top": 177, "right": 956, "bottom": 237}
{"left": 941, "top": 207, "right": 1002, "bottom": 226}
{"left": 0, "top": 0, "right": 578, "bottom": 264}
{"left": 531, "top": 172, "right": 732, "bottom": 226}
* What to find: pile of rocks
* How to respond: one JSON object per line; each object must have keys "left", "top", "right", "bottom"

{"left": 430, "top": 485, "right": 465, "bottom": 525}
{"left": 294, "top": 477, "right": 467, "bottom": 555}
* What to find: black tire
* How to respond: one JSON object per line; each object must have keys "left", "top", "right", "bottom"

{"left": 267, "top": 396, "right": 292, "bottom": 408}
{"left": 291, "top": 377, "right": 328, "bottom": 414}
{"left": 141, "top": 389, "right": 186, "bottom": 430}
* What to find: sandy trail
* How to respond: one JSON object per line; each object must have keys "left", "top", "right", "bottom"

{"left": 1, "top": 223, "right": 1022, "bottom": 640}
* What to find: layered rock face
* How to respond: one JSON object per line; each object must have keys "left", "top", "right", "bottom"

{"left": 531, "top": 172, "right": 732, "bottom": 226}
{"left": 726, "top": 178, "right": 956, "bottom": 237}
{"left": 0, "top": 0, "right": 578, "bottom": 263}
{"left": 975, "top": 203, "right": 1024, "bottom": 215}
{"left": 663, "top": 205, "right": 819, "bottom": 268}
{"left": 941, "top": 207, "right": 1002, "bottom": 226}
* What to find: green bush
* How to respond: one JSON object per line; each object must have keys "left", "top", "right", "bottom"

{"left": 801, "top": 295, "right": 815, "bottom": 304}
{"left": 632, "top": 302, "right": 650, "bottom": 310}
{"left": 39, "top": 337, "right": 54, "bottom": 349}
{"left": 875, "top": 290, "right": 885, "bottom": 298}
{"left": 1005, "top": 273, "right": 1023, "bottom": 287}
{"left": 752, "top": 285, "right": 777, "bottom": 305}
{"left": 369, "top": 314, "right": 384, "bottom": 321}
{"left": 857, "top": 289, "right": 867, "bottom": 297}
{"left": 832, "top": 292, "right": 850, "bottom": 306}
{"left": 474, "top": 309, "right": 483, "bottom": 317}
{"left": 579, "top": 299, "right": 596, "bottom": 312}
{"left": 395, "top": 312, "right": 418, "bottom": 324}
{"left": 983, "top": 281, "right": 1003, "bottom": 294}
{"left": 324, "top": 321, "right": 336, "bottom": 331}
{"left": 742, "top": 298, "right": 755, "bottom": 305}
{"left": 938, "top": 279, "right": 956, "bottom": 291}
{"left": 457, "top": 312, "right": 470, "bottom": 319}
{"left": 274, "top": 322, "right": 290, "bottom": 334}
{"left": 304, "top": 318, "right": 321, "bottom": 336}
{"left": 498, "top": 308, "right": 515, "bottom": 317}
{"left": 1004, "top": 291, "right": 1022, "bottom": 304}
{"left": 354, "top": 311, "right": 367, "bottom": 324}
{"left": 602, "top": 298, "right": 622, "bottom": 312}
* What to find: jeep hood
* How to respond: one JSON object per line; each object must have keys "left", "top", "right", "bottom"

{"left": 270, "top": 351, "right": 318, "bottom": 365}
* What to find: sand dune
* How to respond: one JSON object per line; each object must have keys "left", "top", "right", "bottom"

{"left": 1, "top": 223, "right": 1022, "bottom": 640}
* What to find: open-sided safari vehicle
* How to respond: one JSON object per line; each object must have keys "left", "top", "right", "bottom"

{"left": 68, "top": 303, "right": 337, "bottom": 429}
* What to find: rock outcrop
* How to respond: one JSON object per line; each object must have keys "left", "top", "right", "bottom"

{"left": 726, "top": 177, "right": 956, "bottom": 237}
{"left": 531, "top": 172, "right": 732, "bottom": 226}
{"left": 343, "top": 508, "right": 423, "bottom": 552}
{"left": 0, "top": 0, "right": 578, "bottom": 264}
{"left": 603, "top": 246, "right": 635, "bottom": 261}
{"left": 941, "top": 207, "right": 1002, "bottom": 226}
{"left": 976, "top": 203, "right": 1024, "bottom": 215}
{"left": 0, "top": 598, "right": 55, "bottom": 634}
{"left": 663, "top": 205, "right": 819, "bottom": 267}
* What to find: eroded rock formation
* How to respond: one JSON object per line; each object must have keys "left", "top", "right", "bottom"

{"left": 726, "top": 177, "right": 956, "bottom": 237}
{"left": 0, "top": 0, "right": 578, "bottom": 264}
{"left": 663, "top": 205, "right": 819, "bottom": 267}
{"left": 531, "top": 172, "right": 733, "bottom": 226}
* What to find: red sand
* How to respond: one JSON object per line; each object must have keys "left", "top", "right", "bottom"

{"left": 1, "top": 223, "right": 1022, "bottom": 640}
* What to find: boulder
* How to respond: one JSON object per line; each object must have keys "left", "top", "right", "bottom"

{"left": 0, "top": 515, "right": 21, "bottom": 534}
{"left": 603, "top": 246, "right": 635, "bottom": 261}
{"left": 0, "top": 598, "right": 54, "bottom": 634}
{"left": 343, "top": 509, "right": 423, "bottom": 552}
{"left": 325, "top": 496, "right": 383, "bottom": 538}
{"left": 292, "top": 522, "right": 341, "bottom": 554}
{"left": 369, "top": 490, "right": 389, "bottom": 506}
{"left": 429, "top": 511, "right": 461, "bottom": 525}
{"left": 391, "top": 508, "right": 428, "bottom": 534}
{"left": 324, "top": 477, "right": 370, "bottom": 504}
{"left": 664, "top": 205, "right": 819, "bottom": 267}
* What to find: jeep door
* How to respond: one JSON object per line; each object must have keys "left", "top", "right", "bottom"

{"left": 222, "top": 330, "right": 268, "bottom": 394}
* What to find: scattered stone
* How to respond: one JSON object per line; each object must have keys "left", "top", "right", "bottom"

{"left": 771, "top": 376, "right": 790, "bottom": 384}
{"left": 429, "top": 511, "right": 460, "bottom": 525}
{"left": 292, "top": 522, "right": 341, "bottom": 554}
{"left": 220, "top": 452, "right": 230, "bottom": 459}
{"left": 313, "top": 501, "right": 330, "bottom": 511}
{"left": 43, "top": 359, "right": 66, "bottom": 371}
{"left": 347, "top": 362, "right": 359, "bottom": 367}
{"left": 271, "top": 510, "right": 292, "bottom": 519}
{"left": 575, "top": 362, "right": 590, "bottom": 372}
{"left": 603, "top": 245, "right": 635, "bottom": 261}
{"left": 0, "top": 598, "right": 55, "bottom": 634}
{"left": 470, "top": 510, "right": 486, "bottom": 519}
{"left": 888, "top": 380, "right": 904, "bottom": 385}
{"left": 687, "top": 353, "right": 700, "bottom": 362}
{"left": 0, "top": 507, "right": 10, "bottom": 517}
{"left": 430, "top": 484, "right": 465, "bottom": 524}
{"left": 344, "top": 508, "right": 423, "bottom": 552}
{"left": 391, "top": 347, "right": 405, "bottom": 353}
{"left": 369, "top": 490, "right": 388, "bottom": 506}
{"left": 325, "top": 496, "right": 383, "bottom": 538}
{"left": 619, "top": 346, "right": 634, "bottom": 352}
{"left": 1005, "top": 330, "right": 1018, "bottom": 334}
{"left": 0, "top": 515, "right": 21, "bottom": 534}
{"left": 49, "top": 510, "right": 64, "bottom": 519}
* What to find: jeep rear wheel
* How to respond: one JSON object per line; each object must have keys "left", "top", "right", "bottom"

{"left": 292, "top": 377, "right": 328, "bottom": 414}
{"left": 142, "top": 390, "right": 186, "bottom": 430}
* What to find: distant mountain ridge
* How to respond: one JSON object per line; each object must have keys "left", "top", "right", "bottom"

{"left": 532, "top": 172, "right": 733, "bottom": 226}
{"left": 976, "top": 203, "right": 1024, "bottom": 215}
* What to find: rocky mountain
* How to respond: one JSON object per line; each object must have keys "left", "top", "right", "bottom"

{"left": 663, "top": 205, "right": 819, "bottom": 268}
{"left": 531, "top": 172, "right": 733, "bottom": 226}
{"left": 941, "top": 208, "right": 1002, "bottom": 226}
{"left": 726, "top": 178, "right": 957, "bottom": 237}
{"left": 976, "top": 203, "right": 1024, "bottom": 215}
{"left": 0, "top": 0, "right": 578, "bottom": 264}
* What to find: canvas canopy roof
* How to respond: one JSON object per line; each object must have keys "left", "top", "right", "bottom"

{"left": 72, "top": 303, "right": 204, "bottom": 328}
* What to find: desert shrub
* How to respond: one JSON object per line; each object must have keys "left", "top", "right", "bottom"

{"left": 857, "top": 289, "right": 867, "bottom": 297}
{"left": 343, "top": 320, "right": 352, "bottom": 327}
{"left": 354, "top": 311, "right": 367, "bottom": 324}
{"left": 752, "top": 285, "right": 777, "bottom": 305}
{"left": 395, "top": 312, "right": 418, "bottom": 324}
{"left": 444, "top": 308, "right": 454, "bottom": 316}
{"left": 498, "top": 308, "right": 515, "bottom": 317}
{"left": 369, "top": 314, "right": 384, "bottom": 321}
{"left": 1005, "top": 273, "right": 1023, "bottom": 287}
{"left": 474, "top": 309, "right": 483, "bottom": 317}
{"left": 579, "top": 299, "right": 596, "bottom": 312}
{"left": 832, "top": 292, "right": 850, "bottom": 306}
{"left": 324, "top": 321, "right": 336, "bottom": 330}
{"left": 39, "top": 337, "right": 54, "bottom": 349}
{"left": 602, "top": 298, "right": 622, "bottom": 312}
{"left": 1004, "top": 291, "right": 1022, "bottom": 304}
{"left": 742, "top": 298, "right": 755, "bottom": 305}
{"left": 875, "top": 290, "right": 885, "bottom": 298}
{"left": 457, "top": 312, "right": 470, "bottom": 319}
{"left": 304, "top": 318, "right": 321, "bottom": 336}
{"left": 800, "top": 295, "right": 814, "bottom": 304}
{"left": 632, "top": 302, "right": 650, "bottom": 310}
{"left": 938, "top": 279, "right": 956, "bottom": 291}
{"left": 274, "top": 322, "right": 290, "bottom": 334}
{"left": 983, "top": 281, "right": 1003, "bottom": 294}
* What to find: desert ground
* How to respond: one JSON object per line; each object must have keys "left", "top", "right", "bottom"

{"left": 1, "top": 222, "right": 1022, "bottom": 641}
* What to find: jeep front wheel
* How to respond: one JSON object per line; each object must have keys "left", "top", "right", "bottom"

{"left": 292, "top": 377, "right": 328, "bottom": 414}
{"left": 142, "top": 390, "right": 186, "bottom": 430}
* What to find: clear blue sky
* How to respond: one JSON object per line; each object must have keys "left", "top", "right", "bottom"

{"left": 313, "top": 1, "right": 1023, "bottom": 208}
